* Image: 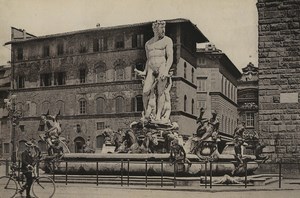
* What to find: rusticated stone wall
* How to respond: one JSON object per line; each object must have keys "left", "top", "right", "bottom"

{"left": 257, "top": 0, "right": 300, "bottom": 163}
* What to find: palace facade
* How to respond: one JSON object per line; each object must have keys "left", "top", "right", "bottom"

{"left": 2, "top": 19, "right": 209, "bottom": 155}
{"left": 196, "top": 44, "right": 241, "bottom": 136}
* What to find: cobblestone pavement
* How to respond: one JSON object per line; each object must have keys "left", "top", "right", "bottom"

{"left": 32, "top": 184, "right": 300, "bottom": 198}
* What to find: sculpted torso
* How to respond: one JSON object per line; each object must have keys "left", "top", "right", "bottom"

{"left": 146, "top": 36, "right": 172, "bottom": 72}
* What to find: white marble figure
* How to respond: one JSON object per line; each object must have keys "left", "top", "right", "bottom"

{"left": 134, "top": 20, "right": 173, "bottom": 124}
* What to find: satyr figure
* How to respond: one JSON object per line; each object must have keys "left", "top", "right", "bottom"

{"left": 135, "top": 20, "right": 173, "bottom": 124}
{"left": 39, "top": 111, "right": 63, "bottom": 156}
{"left": 233, "top": 122, "right": 246, "bottom": 164}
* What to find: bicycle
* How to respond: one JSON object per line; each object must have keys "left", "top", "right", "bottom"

{"left": 0, "top": 159, "right": 56, "bottom": 198}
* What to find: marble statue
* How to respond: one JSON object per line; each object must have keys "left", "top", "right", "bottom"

{"left": 135, "top": 20, "right": 173, "bottom": 125}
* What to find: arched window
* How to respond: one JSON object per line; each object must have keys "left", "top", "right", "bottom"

{"left": 95, "top": 62, "right": 106, "bottom": 83}
{"left": 184, "top": 95, "right": 187, "bottom": 112}
{"left": 222, "top": 115, "right": 224, "bottom": 132}
{"left": 96, "top": 97, "right": 105, "bottom": 114}
{"left": 227, "top": 118, "right": 230, "bottom": 133}
{"left": 184, "top": 62, "right": 187, "bottom": 79}
{"left": 224, "top": 80, "right": 227, "bottom": 97}
{"left": 41, "top": 101, "right": 50, "bottom": 114}
{"left": 132, "top": 61, "right": 145, "bottom": 80}
{"left": 79, "top": 99, "right": 87, "bottom": 114}
{"left": 56, "top": 100, "right": 64, "bottom": 115}
{"left": 115, "top": 96, "right": 124, "bottom": 113}
{"left": 135, "top": 95, "right": 143, "bottom": 112}
{"left": 231, "top": 85, "right": 233, "bottom": 100}
{"left": 115, "top": 66, "right": 124, "bottom": 81}
{"left": 28, "top": 102, "right": 37, "bottom": 117}
{"left": 114, "top": 59, "right": 126, "bottom": 81}
{"left": 227, "top": 81, "right": 230, "bottom": 98}
{"left": 191, "top": 68, "right": 194, "bottom": 83}
{"left": 231, "top": 119, "right": 234, "bottom": 135}
{"left": 191, "top": 99, "right": 194, "bottom": 114}
{"left": 221, "top": 76, "right": 224, "bottom": 93}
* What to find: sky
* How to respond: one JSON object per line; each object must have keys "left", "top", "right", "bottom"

{"left": 0, "top": 0, "right": 258, "bottom": 71}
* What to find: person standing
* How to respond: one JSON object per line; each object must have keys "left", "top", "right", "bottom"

{"left": 19, "top": 141, "right": 34, "bottom": 198}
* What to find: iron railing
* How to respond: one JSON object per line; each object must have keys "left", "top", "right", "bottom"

{"left": 1, "top": 158, "right": 298, "bottom": 189}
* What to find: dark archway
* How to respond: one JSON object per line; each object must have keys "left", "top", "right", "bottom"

{"left": 74, "top": 137, "right": 85, "bottom": 153}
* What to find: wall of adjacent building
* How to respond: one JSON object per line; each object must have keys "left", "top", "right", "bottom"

{"left": 196, "top": 51, "right": 239, "bottom": 135}
{"left": 257, "top": 0, "right": 300, "bottom": 163}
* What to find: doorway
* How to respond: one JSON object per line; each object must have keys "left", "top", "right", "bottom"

{"left": 74, "top": 137, "right": 85, "bottom": 153}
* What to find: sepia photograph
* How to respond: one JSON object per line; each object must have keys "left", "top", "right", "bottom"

{"left": 0, "top": 0, "right": 299, "bottom": 197}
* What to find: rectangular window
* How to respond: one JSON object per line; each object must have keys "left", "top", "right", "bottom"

{"left": 79, "top": 100, "right": 87, "bottom": 114}
{"left": 96, "top": 122, "right": 105, "bottom": 130}
{"left": 132, "top": 34, "right": 144, "bottom": 48}
{"left": 79, "top": 69, "right": 86, "bottom": 83}
{"left": 79, "top": 43, "right": 87, "bottom": 53}
{"left": 198, "top": 57, "right": 206, "bottom": 65}
{"left": 43, "top": 45, "right": 50, "bottom": 57}
{"left": 115, "top": 36, "right": 124, "bottom": 49}
{"left": 197, "top": 100, "right": 206, "bottom": 109}
{"left": 57, "top": 43, "right": 64, "bottom": 56}
{"left": 17, "top": 76, "right": 25, "bottom": 88}
{"left": 4, "top": 143, "right": 10, "bottom": 153}
{"left": 94, "top": 38, "right": 108, "bottom": 52}
{"left": 246, "top": 112, "right": 254, "bottom": 128}
{"left": 116, "top": 68, "right": 124, "bottom": 81}
{"left": 40, "top": 73, "right": 52, "bottom": 86}
{"left": 99, "top": 38, "right": 108, "bottom": 51}
{"left": 17, "top": 47, "right": 23, "bottom": 60}
{"left": 19, "top": 125, "right": 25, "bottom": 132}
{"left": 93, "top": 39, "right": 99, "bottom": 52}
{"left": 54, "top": 72, "right": 66, "bottom": 85}
{"left": 197, "top": 78, "right": 207, "bottom": 92}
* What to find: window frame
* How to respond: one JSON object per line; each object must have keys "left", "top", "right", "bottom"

{"left": 4, "top": 143, "right": 10, "bottom": 153}
{"left": 54, "top": 72, "right": 66, "bottom": 85}
{"left": 245, "top": 112, "right": 255, "bottom": 128}
{"left": 96, "top": 97, "right": 105, "bottom": 114}
{"left": 132, "top": 34, "right": 144, "bottom": 48}
{"left": 79, "top": 69, "right": 86, "bottom": 84}
{"left": 17, "top": 75, "right": 25, "bottom": 88}
{"left": 40, "top": 73, "right": 52, "bottom": 87}
{"left": 57, "top": 43, "right": 64, "bottom": 56}
{"left": 197, "top": 77, "right": 207, "bottom": 92}
{"left": 17, "top": 47, "right": 23, "bottom": 60}
{"left": 115, "top": 35, "right": 124, "bottom": 49}
{"left": 96, "top": 122, "right": 105, "bottom": 130}
{"left": 79, "top": 99, "right": 87, "bottom": 114}
{"left": 43, "top": 45, "right": 50, "bottom": 57}
{"left": 115, "top": 96, "right": 124, "bottom": 113}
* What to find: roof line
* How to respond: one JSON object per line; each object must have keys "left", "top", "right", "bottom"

{"left": 5, "top": 18, "right": 208, "bottom": 45}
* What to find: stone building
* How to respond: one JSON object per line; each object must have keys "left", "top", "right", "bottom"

{"left": 237, "top": 62, "right": 259, "bottom": 134}
{"left": 196, "top": 44, "right": 241, "bottom": 136}
{"left": 257, "top": 0, "right": 300, "bottom": 163}
{"left": 2, "top": 19, "right": 209, "bottom": 155}
{"left": 0, "top": 65, "right": 11, "bottom": 158}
